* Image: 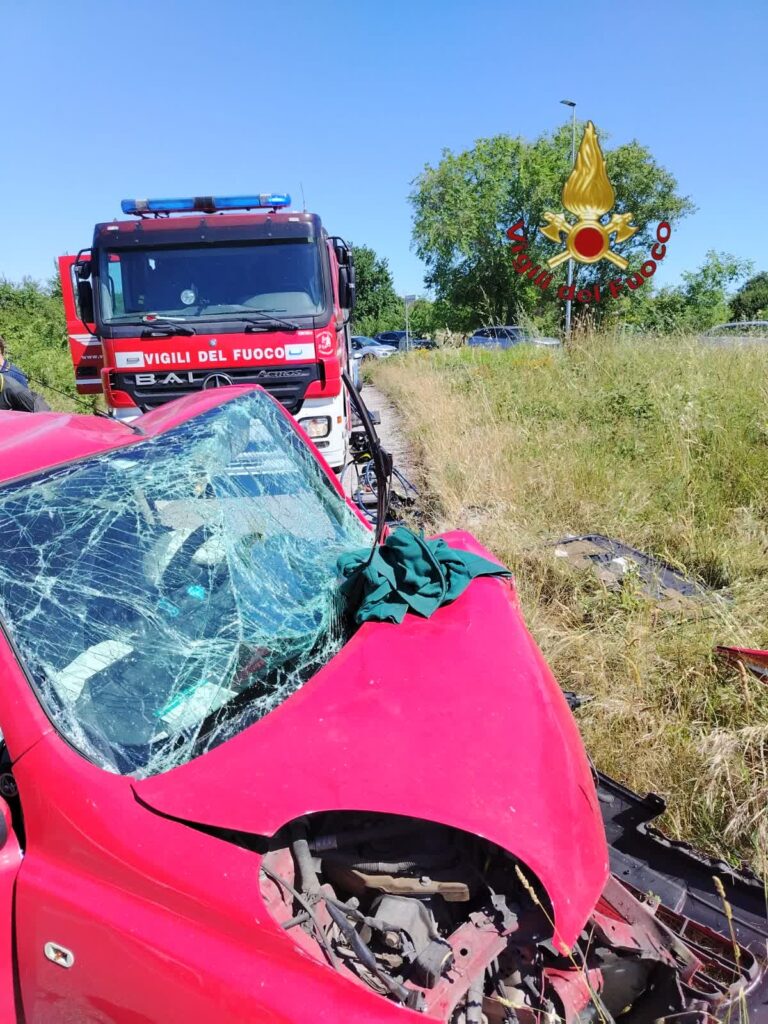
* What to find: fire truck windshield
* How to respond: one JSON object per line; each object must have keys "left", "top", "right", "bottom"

{"left": 98, "top": 239, "right": 327, "bottom": 324}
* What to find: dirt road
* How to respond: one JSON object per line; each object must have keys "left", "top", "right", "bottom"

{"left": 359, "top": 382, "right": 416, "bottom": 482}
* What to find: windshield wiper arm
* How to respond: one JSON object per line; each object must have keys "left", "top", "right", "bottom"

{"left": 231, "top": 309, "right": 300, "bottom": 332}
{"left": 173, "top": 308, "right": 301, "bottom": 331}
{"left": 140, "top": 324, "right": 196, "bottom": 337}
{"left": 111, "top": 316, "right": 196, "bottom": 336}
{"left": 140, "top": 315, "right": 196, "bottom": 335}
{"left": 243, "top": 320, "right": 299, "bottom": 333}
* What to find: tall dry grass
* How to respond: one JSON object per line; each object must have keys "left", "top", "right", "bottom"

{"left": 374, "top": 334, "right": 768, "bottom": 875}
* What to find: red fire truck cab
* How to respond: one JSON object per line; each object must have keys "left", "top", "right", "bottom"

{"left": 58, "top": 193, "right": 356, "bottom": 471}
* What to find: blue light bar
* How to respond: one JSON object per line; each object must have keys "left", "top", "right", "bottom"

{"left": 215, "top": 194, "right": 291, "bottom": 210}
{"left": 120, "top": 194, "right": 291, "bottom": 215}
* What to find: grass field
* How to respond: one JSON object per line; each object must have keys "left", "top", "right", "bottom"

{"left": 373, "top": 335, "right": 768, "bottom": 875}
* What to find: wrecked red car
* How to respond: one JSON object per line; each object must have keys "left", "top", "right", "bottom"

{"left": 0, "top": 386, "right": 765, "bottom": 1023}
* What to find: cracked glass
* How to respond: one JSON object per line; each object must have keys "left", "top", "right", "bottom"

{"left": 0, "top": 391, "right": 370, "bottom": 776}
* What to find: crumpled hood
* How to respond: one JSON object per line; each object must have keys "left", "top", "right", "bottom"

{"left": 134, "top": 530, "right": 608, "bottom": 947}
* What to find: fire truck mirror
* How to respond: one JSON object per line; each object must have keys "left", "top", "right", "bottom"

{"left": 339, "top": 265, "right": 356, "bottom": 311}
{"left": 331, "top": 237, "right": 351, "bottom": 267}
{"left": 74, "top": 248, "right": 92, "bottom": 279}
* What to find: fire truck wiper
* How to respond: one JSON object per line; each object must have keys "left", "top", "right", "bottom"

{"left": 139, "top": 325, "right": 197, "bottom": 337}
{"left": 245, "top": 321, "right": 300, "bottom": 334}
{"left": 243, "top": 319, "right": 299, "bottom": 333}
{"left": 211, "top": 309, "right": 300, "bottom": 332}
{"left": 138, "top": 316, "right": 196, "bottom": 336}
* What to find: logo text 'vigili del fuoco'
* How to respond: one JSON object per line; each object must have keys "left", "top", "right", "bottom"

{"left": 507, "top": 120, "right": 670, "bottom": 305}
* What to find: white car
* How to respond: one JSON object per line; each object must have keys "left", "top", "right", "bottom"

{"left": 699, "top": 320, "right": 768, "bottom": 346}
{"left": 351, "top": 335, "right": 397, "bottom": 360}
{"left": 467, "top": 325, "right": 561, "bottom": 349}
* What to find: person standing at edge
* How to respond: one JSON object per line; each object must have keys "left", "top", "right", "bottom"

{"left": 0, "top": 335, "right": 30, "bottom": 388}
{"left": 0, "top": 372, "right": 50, "bottom": 412}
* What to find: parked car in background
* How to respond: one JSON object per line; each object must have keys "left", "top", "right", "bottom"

{"left": 699, "top": 320, "right": 768, "bottom": 346}
{"left": 351, "top": 336, "right": 397, "bottom": 361}
{"left": 374, "top": 331, "right": 407, "bottom": 348}
{"left": 373, "top": 331, "right": 436, "bottom": 351}
{"left": 467, "top": 325, "right": 561, "bottom": 349}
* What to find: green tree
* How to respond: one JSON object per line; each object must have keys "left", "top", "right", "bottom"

{"left": 405, "top": 297, "right": 435, "bottom": 338}
{"left": 350, "top": 244, "right": 402, "bottom": 336}
{"left": 410, "top": 124, "right": 695, "bottom": 331}
{"left": 677, "top": 251, "right": 751, "bottom": 329}
{"left": 606, "top": 251, "right": 751, "bottom": 333}
{"left": 0, "top": 276, "right": 89, "bottom": 409}
{"left": 730, "top": 272, "right": 768, "bottom": 321}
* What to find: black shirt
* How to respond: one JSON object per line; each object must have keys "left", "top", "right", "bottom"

{"left": 0, "top": 374, "right": 50, "bottom": 412}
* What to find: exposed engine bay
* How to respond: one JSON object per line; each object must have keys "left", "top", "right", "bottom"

{"left": 260, "top": 810, "right": 765, "bottom": 1022}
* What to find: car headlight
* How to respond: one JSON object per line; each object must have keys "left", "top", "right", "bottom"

{"left": 298, "top": 416, "right": 331, "bottom": 439}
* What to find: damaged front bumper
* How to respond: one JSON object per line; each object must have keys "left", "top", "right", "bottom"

{"left": 597, "top": 771, "right": 768, "bottom": 1022}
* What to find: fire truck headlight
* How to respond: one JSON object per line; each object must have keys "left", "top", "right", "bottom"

{"left": 299, "top": 416, "right": 331, "bottom": 439}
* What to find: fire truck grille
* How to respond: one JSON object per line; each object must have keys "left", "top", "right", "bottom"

{"left": 112, "top": 364, "right": 321, "bottom": 415}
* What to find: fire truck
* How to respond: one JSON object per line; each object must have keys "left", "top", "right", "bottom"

{"left": 58, "top": 194, "right": 356, "bottom": 471}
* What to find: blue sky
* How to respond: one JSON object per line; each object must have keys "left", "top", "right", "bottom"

{"left": 0, "top": 0, "right": 766, "bottom": 296}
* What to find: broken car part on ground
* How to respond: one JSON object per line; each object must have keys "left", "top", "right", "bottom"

{"left": 0, "top": 385, "right": 765, "bottom": 1022}
{"left": 552, "top": 534, "right": 715, "bottom": 611}
{"left": 716, "top": 645, "right": 768, "bottom": 681}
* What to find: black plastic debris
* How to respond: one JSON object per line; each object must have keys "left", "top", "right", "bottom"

{"left": 553, "top": 534, "right": 713, "bottom": 610}
{"left": 563, "top": 690, "right": 593, "bottom": 711}
{"left": 597, "top": 770, "right": 768, "bottom": 955}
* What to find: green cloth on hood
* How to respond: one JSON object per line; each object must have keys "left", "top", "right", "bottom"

{"left": 337, "top": 526, "right": 512, "bottom": 625}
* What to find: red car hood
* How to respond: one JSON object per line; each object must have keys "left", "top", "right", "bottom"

{"left": 134, "top": 531, "right": 608, "bottom": 947}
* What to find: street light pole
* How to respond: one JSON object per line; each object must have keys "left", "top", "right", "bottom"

{"left": 560, "top": 99, "right": 577, "bottom": 340}
{"left": 404, "top": 294, "right": 416, "bottom": 350}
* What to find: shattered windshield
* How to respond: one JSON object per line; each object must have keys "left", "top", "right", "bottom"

{"left": 0, "top": 392, "right": 370, "bottom": 777}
